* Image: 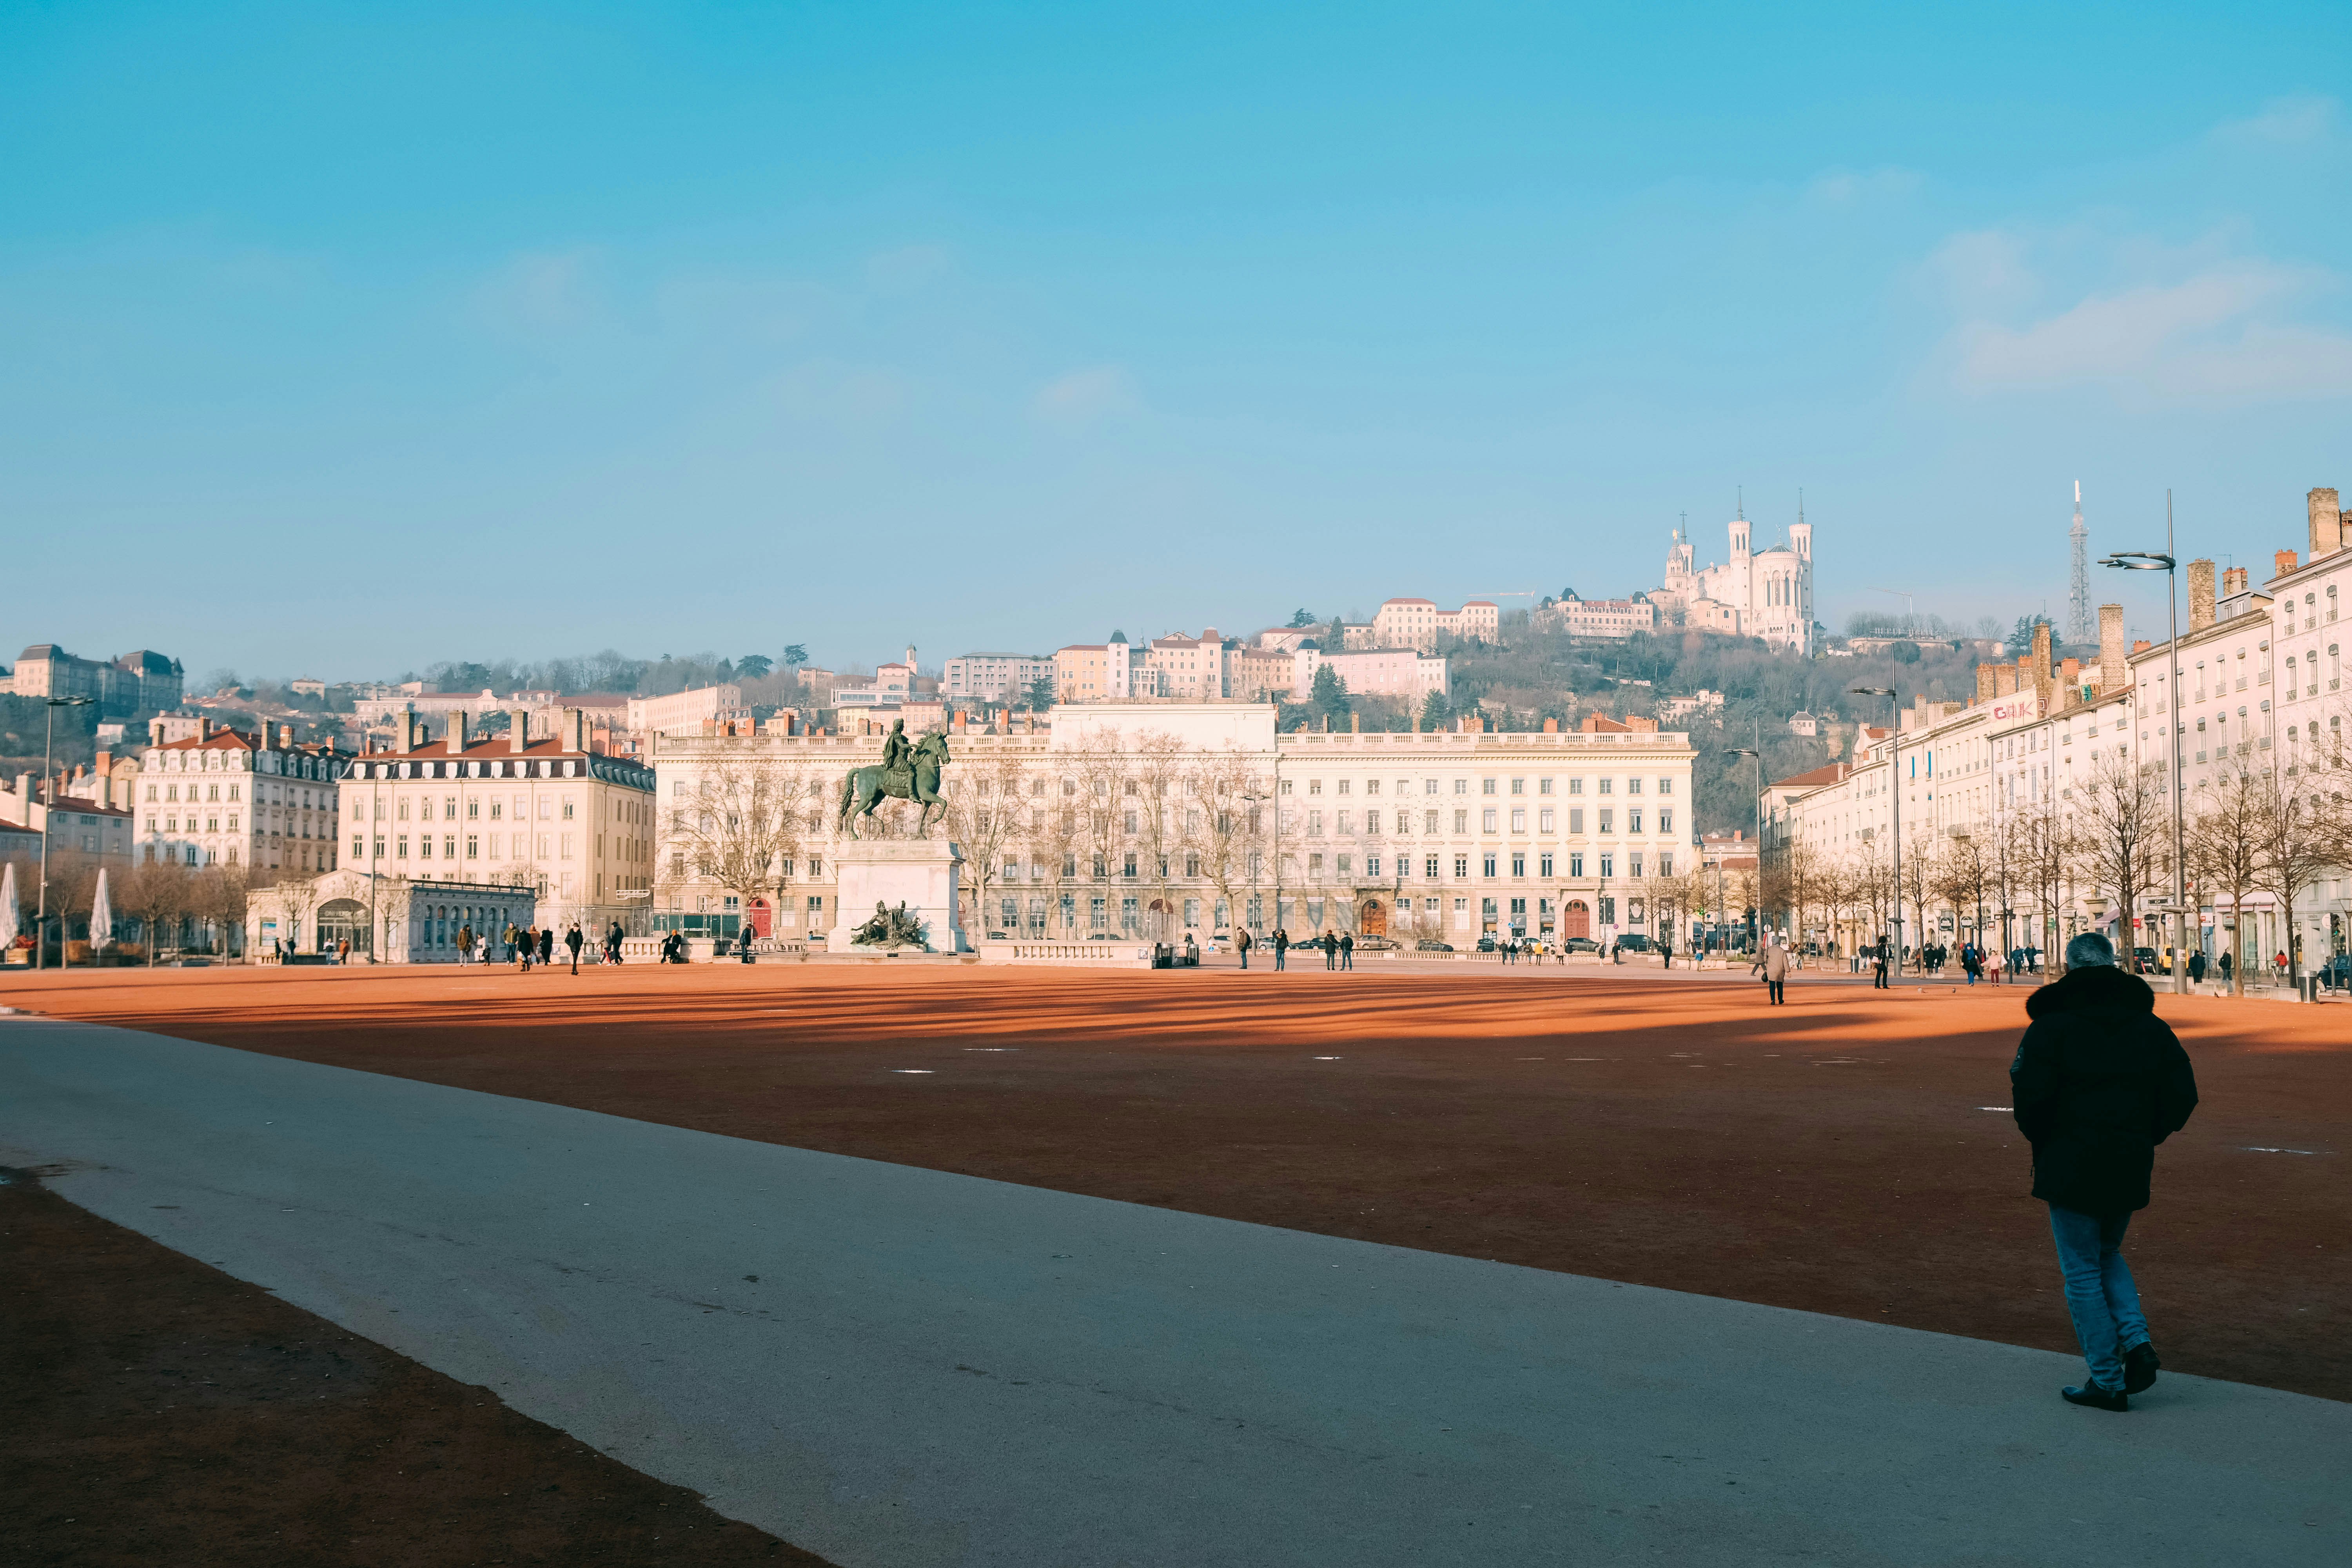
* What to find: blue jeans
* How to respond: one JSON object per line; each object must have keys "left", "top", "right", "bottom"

{"left": 2049, "top": 1205, "right": 2149, "bottom": 1392}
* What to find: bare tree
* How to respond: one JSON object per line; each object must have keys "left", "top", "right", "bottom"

{"left": 662, "top": 753, "right": 815, "bottom": 945}
{"left": 1896, "top": 828, "right": 1937, "bottom": 971}
{"left": 121, "top": 858, "right": 194, "bottom": 965}
{"left": 2254, "top": 770, "right": 2347, "bottom": 988}
{"left": 1131, "top": 729, "right": 1190, "bottom": 941}
{"left": 1936, "top": 828, "right": 1996, "bottom": 957}
{"left": 943, "top": 746, "right": 1034, "bottom": 940}
{"left": 192, "top": 862, "right": 250, "bottom": 957}
{"left": 2078, "top": 750, "right": 2164, "bottom": 964}
{"left": 2006, "top": 801, "right": 2075, "bottom": 972}
{"left": 2188, "top": 762, "right": 2266, "bottom": 995}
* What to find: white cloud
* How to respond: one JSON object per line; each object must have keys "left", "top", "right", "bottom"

{"left": 1032, "top": 364, "right": 1140, "bottom": 430}
{"left": 1805, "top": 166, "right": 1922, "bottom": 207}
{"left": 474, "top": 249, "right": 605, "bottom": 340}
{"left": 863, "top": 244, "right": 953, "bottom": 294}
{"left": 1935, "top": 233, "right": 2352, "bottom": 403}
{"left": 2213, "top": 94, "right": 2340, "bottom": 147}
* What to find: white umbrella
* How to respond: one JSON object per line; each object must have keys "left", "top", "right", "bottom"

{"left": 0, "top": 862, "right": 17, "bottom": 949}
{"left": 89, "top": 867, "right": 114, "bottom": 950}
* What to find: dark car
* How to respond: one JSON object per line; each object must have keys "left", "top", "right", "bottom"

{"left": 1615, "top": 934, "right": 1653, "bottom": 953}
{"left": 2320, "top": 952, "right": 2352, "bottom": 989}
{"left": 1414, "top": 939, "right": 1454, "bottom": 953}
{"left": 2132, "top": 946, "right": 2159, "bottom": 974}
{"left": 1563, "top": 936, "right": 1600, "bottom": 955}
{"left": 1475, "top": 936, "right": 1497, "bottom": 953}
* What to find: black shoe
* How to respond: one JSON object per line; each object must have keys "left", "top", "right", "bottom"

{"left": 2062, "top": 1382, "right": 2129, "bottom": 1412}
{"left": 2123, "top": 1342, "right": 2160, "bottom": 1394}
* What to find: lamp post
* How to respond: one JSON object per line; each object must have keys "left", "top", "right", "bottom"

{"left": 1851, "top": 685, "right": 1902, "bottom": 981}
{"left": 34, "top": 695, "right": 96, "bottom": 970}
{"left": 1726, "top": 747, "right": 1765, "bottom": 951}
{"left": 2102, "top": 496, "right": 2188, "bottom": 995}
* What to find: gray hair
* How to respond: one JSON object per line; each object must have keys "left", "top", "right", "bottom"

{"left": 2065, "top": 931, "right": 2117, "bottom": 970}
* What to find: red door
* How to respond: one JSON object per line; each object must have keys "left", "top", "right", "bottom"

{"left": 748, "top": 899, "right": 772, "bottom": 938}
{"left": 1563, "top": 900, "right": 1591, "bottom": 940}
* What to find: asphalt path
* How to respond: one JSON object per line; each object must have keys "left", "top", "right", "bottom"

{"left": 4, "top": 1014, "right": 2345, "bottom": 1567}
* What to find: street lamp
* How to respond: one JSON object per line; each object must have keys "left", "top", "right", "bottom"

{"left": 1851, "top": 685, "right": 1902, "bottom": 981}
{"left": 2101, "top": 492, "right": 2188, "bottom": 994}
{"left": 34, "top": 695, "right": 95, "bottom": 971}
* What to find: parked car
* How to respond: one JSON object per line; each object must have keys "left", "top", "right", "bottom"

{"left": 2319, "top": 952, "right": 2352, "bottom": 989}
{"left": 2132, "top": 946, "right": 2159, "bottom": 973}
{"left": 1615, "top": 934, "right": 1654, "bottom": 953}
{"left": 1563, "top": 936, "right": 1600, "bottom": 955}
{"left": 1474, "top": 936, "right": 1497, "bottom": 952}
{"left": 1414, "top": 939, "right": 1455, "bottom": 953}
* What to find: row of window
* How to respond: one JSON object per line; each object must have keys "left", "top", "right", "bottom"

{"left": 1298, "top": 806, "right": 1671, "bottom": 835}
{"left": 972, "top": 848, "right": 1673, "bottom": 881}
{"left": 1292, "top": 775, "right": 1673, "bottom": 798}
{"left": 359, "top": 833, "right": 578, "bottom": 862}
{"left": 356, "top": 794, "right": 577, "bottom": 822}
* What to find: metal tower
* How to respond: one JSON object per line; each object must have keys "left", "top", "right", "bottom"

{"left": 2067, "top": 480, "right": 2091, "bottom": 646}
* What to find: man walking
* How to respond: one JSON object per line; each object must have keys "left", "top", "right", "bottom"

{"left": 538, "top": 926, "right": 555, "bottom": 970}
{"left": 2011, "top": 931, "right": 2198, "bottom": 1412}
{"left": 1871, "top": 935, "right": 1890, "bottom": 989}
{"left": 1322, "top": 931, "right": 1337, "bottom": 970}
{"left": 1272, "top": 926, "right": 1289, "bottom": 971}
{"left": 566, "top": 921, "right": 584, "bottom": 975}
{"left": 1751, "top": 936, "right": 1789, "bottom": 1004}
{"left": 605, "top": 919, "right": 624, "bottom": 964}
{"left": 1339, "top": 931, "right": 1354, "bottom": 971}
{"left": 1237, "top": 927, "right": 1252, "bottom": 969}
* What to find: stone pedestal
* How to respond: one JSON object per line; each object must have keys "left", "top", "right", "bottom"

{"left": 826, "top": 839, "right": 967, "bottom": 955}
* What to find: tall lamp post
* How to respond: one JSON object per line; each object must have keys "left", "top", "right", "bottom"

{"left": 1850, "top": 685, "right": 1902, "bottom": 981}
{"left": 35, "top": 695, "right": 95, "bottom": 970}
{"left": 2102, "top": 497, "right": 2189, "bottom": 994}
{"left": 1726, "top": 747, "right": 1766, "bottom": 951}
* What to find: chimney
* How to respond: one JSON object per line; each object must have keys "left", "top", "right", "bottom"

{"left": 562, "top": 708, "right": 585, "bottom": 753}
{"left": 2309, "top": 487, "right": 2342, "bottom": 558}
{"left": 1350, "top": 711, "right": 1360, "bottom": 733}
{"left": 255, "top": 724, "right": 272, "bottom": 753}
{"left": 2222, "top": 565, "right": 2248, "bottom": 597}
{"left": 447, "top": 711, "right": 470, "bottom": 754}
{"left": 2187, "top": 559, "right": 2216, "bottom": 631}
{"left": 509, "top": 708, "right": 531, "bottom": 754}
{"left": 2131, "top": 639, "right": 2151, "bottom": 655}
{"left": 2031, "top": 621, "right": 2053, "bottom": 712}
{"left": 2060, "top": 656, "right": 2082, "bottom": 694}
{"left": 2098, "top": 604, "right": 2125, "bottom": 693}
{"left": 149, "top": 717, "right": 165, "bottom": 747}
{"left": 1975, "top": 664, "right": 1996, "bottom": 702}
{"left": 1995, "top": 665, "right": 2018, "bottom": 696}
{"left": 2274, "top": 548, "right": 2299, "bottom": 580}
{"left": 196, "top": 717, "right": 211, "bottom": 742}
{"left": 279, "top": 724, "right": 295, "bottom": 749}
{"left": 1541, "top": 717, "right": 1559, "bottom": 733}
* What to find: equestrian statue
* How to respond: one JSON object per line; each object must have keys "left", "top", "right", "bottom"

{"left": 837, "top": 719, "right": 953, "bottom": 840}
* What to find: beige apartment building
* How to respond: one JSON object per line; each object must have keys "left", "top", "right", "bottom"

{"left": 1370, "top": 599, "right": 1501, "bottom": 653}
{"left": 136, "top": 720, "right": 346, "bottom": 873}
{"left": 339, "top": 708, "right": 657, "bottom": 935}
{"left": 624, "top": 683, "right": 746, "bottom": 735}
{"left": 653, "top": 703, "right": 1695, "bottom": 950}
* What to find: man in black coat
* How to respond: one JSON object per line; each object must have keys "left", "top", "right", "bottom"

{"left": 2011, "top": 931, "right": 2199, "bottom": 1412}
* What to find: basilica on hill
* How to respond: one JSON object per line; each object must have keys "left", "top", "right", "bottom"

{"left": 1651, "top": 510, "right": 1815, "bottom": 655}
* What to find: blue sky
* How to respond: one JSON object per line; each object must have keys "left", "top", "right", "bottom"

{"left": 5, "top": 2, "right": 2350, "bottom": 679}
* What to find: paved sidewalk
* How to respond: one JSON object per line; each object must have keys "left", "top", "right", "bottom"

{"left": 4, "top": 1015, "right": 2345, "bottom": 1567}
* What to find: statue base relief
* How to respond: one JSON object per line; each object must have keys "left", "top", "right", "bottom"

{"left": 826, "top": 839, "right": 968, "bottom": 955}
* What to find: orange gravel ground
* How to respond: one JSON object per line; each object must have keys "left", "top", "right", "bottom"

{"left": 5, "top": 963, "right": 2346, "bottom": 1404}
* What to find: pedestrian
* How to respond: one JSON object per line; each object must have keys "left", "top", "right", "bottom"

{"left": 1323, "top": 931, "right": 1338, "bottom": 970}
{"left": 1237, "top": 927, "right": 1252, "bottom": 970}
{"left": 2187, "top": 948, "right": 2206, "bottom": 989}
{"left": 2011, "top": 931, "right": 2199, "bottom": 1411}
{"left": 1872, "top": 936, "right": 1890, "bottom": 989}
{"left": 605, "top": 919, "right": 624, "bottom": 964}
{"left": 1962, "top": 942, "right": 1982, "bottom": 985}
{"left": 1339, "top": 931, "right": 1354, "bottom": 971}
{"left": 2218, "top": 949, "right": 2232, "bottom": 987}
{"left": 1272, "top": 926, "right": 1289, "bottom": 971}
{"left": 1987, "top": 946, "right": 2005, "bottom": 985}
{"left": 538, "top": 927, "right": 554, "bottom": 969}
{"left": 1750, "top": 936, "right": 1789, "bottom": 1005}
{"left": 566, "top": 921, "right": 584, "bottom": 975}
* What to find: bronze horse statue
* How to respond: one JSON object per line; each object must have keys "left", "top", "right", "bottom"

{"left": 838, "top": 730, "right": 952, "bottom": 840}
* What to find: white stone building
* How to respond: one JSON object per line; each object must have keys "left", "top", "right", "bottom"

{"left": 943, "top": 652, "right": 1054, "bottom": 705}
{"left": 653, "top": 703, "right": 1694, "bottom": 951}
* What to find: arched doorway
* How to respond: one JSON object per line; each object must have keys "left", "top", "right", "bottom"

{"left": 1563, "top": 900, "right": 1591, "bottom": 941}
{"left": 1359, "top": 898, "right": 1387, "bottom": 938}
{"left": 747, "top": 898, "right": 773, "bottom": 938}
{"left": 1146, "top": 898, "right": 1174, "bottom": 940}
{"left": 317, "top": 898, "right": 370, "bottom": 957}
